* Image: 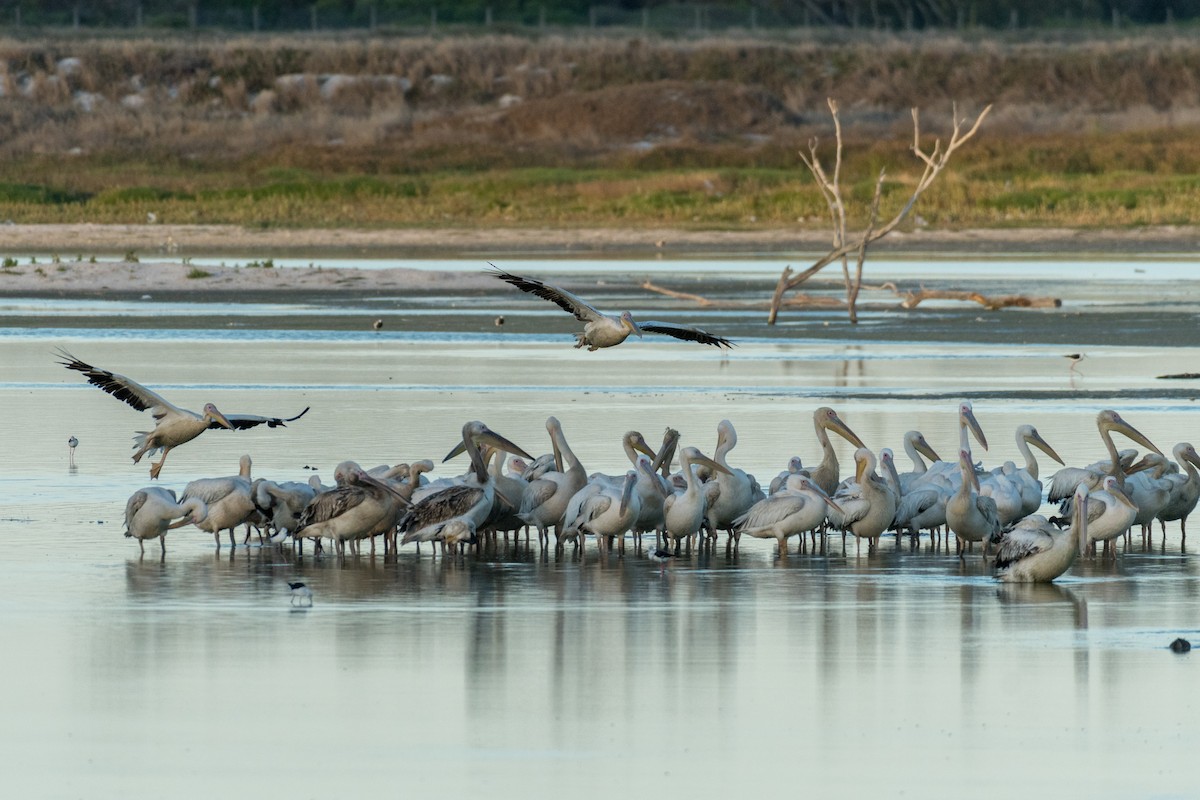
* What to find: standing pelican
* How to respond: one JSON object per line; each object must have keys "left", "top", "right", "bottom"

{"left": 1079, "top": 476, "right": 1138, "bottom": 558}
{"left": 566, "top": 468, "right": 643, "bottom": 552}
{"left": 830, "top": 448, "right": 898, "bottom": 555}
{"left": 490, "top": 266, "right": 734, "bottom": 350}
{"left": 896, "top": 431, "right": 940, "bottom": 492}
{"left": 945, "top": 449, "right": 1001, "bottom": 556}
{"left": 518, "top": 416, "right": 588, "bottom": 550}
{"left": 399, "top": 421, "right": 532, "bottom": 550}
{"left": 1156, "top": 443, "right": 1200, "bottom": 543}
{"left": 807, "top": 407, "right": 867, "bottom": 496}
{"left": 296, "top": 465, "right": 408, "bottom": 554}
{"left": 708, "top": 419, "right": 764, "bottom": 546}
{"left": 662, "top": 446, "right": 731, "bottom": 554}
{"left": 732, "top": 476, "right": 841, "bottom": 555}
{"left": 58, "top": 350, "right": 309, "bottom": 479}
{"left": 992, "top": 485, "right": 1088, "bottom": 583}
{"left": 991, "top": 425, "right": 1064, "bottom": 516}
{"left": 180, "top": 455, "right": 257, "bottom": 547}
{"left": 1047, "top": 410, "right": 1162, "bottom": 504}
{"left": 123, "top": 486, "right": 207, "bottom": 555}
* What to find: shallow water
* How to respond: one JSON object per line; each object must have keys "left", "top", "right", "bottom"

{"left": 3, "top": 260, "right": 1199, "bottom": 797}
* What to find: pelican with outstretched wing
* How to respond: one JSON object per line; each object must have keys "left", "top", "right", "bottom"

{"left": 489, "top": 265, "right": 735, "bottom": 350}
{"left": 57, "top": 349, "right": 309, "bottom": 479}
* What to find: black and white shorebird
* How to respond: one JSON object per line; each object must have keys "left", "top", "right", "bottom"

{"left": 57, "top": 350, "right": 309, "bottom": 479}
{"left": 287, "top": 581, "right": 313, "bottom": 606}
{"left": 489, "top": 265, "right": 735, "bottom": 351}
{"left": 373, "top": 319, "right": 384, "bottom": 332}
{"left": 647, "top": 545, "right": 674, "bottom": 572}
{"left": 68, "top": 435, "right": 78, "bottom": 467}
{"left": 1065, "top": 353, "right": 1085, "bottom": 375}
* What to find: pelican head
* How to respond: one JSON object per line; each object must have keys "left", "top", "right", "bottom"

{"left": 619, "top": 470, "right": 639, "bottom": 515}
{"left": 1097, "top": 410, "right": 1163, "bottom": 457}
{"left": 620, "top": 311, "right": 642, "bottom": 338}
{"left": 959, "top": 401, "right": 988, "bottom": 451}
{"left": 627, "top": 431, "right": 657, "bottom": 460}
{"left": 817, "top": 407, "right": 866, "bottom": 449}
{"left": 652, "top": 427, "right": 682, "bottom": 475}
{"left": 1102, "top": 475, "right": 1138, "bottom": 510}
{"left": 908, "top": 431, "right": 941, "bottom": 464}
{"left": 958, "top": 449, "right": 980, "bottom": 490}
{"left": 679, "top": 446, "right": 732, "bottom": 477}
{"left": 439, "top": 518, "right": 477, "bottom": 548}
{"left": 203, "top": 403, "right": 234, "bottom": 430}
{"left": 1020, "top": 424, "right": 1064, "bottom": 465}
{"left": 853, "top": 448, "right": 876, "bottom": 483}
{"left": 444, "top": 421, "right": 534, "bottom": 463}
{"left": 168, "top": 498, "right": 208, "bottom": 529}
{"left": 1180, "top": 443, "right": 1200, "bottom": 471}
{"left": 346, "top": 465, "right": 409, "bottom": 503}
{"left": 799, "top": 475, "right": 844, "bottom": 515}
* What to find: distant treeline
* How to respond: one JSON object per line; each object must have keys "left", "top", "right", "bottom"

{"left": 2, "top": 1, "right": 1198, "bottom": 32}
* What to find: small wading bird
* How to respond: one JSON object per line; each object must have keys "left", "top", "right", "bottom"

{"left": 68, "top": 435, "right": 78, "bottom": 467}
{"left": 489, "top": 265, "right": 735, "bottom": 351}
{"left": 57, "top": 350, "right": 309, "bottom": 479}
{"left": 288, "top": 581, "right": 313, "bottom": 606}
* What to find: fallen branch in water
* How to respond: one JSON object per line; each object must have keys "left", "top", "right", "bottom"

{"left": 1157, "top": 373, "right": 1200, "bottom": 380}
{"left": 894, "top": 287, "right": 1062, "bottom": 310}
{"left": 640, "top": 280, "right": 846, "bottom": 309}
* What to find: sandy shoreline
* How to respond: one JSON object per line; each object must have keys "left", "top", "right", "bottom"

{"left": 1, "top": 222, "right": 1197, "bottom": 299}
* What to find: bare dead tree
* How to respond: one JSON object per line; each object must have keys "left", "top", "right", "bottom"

{"left": 767, "top": 99, "right": 992, "bottom": 324}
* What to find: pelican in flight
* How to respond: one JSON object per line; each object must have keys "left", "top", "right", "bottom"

{"left": 123, "top": 486, "right": 207, "bottom": 555}
{"left": 57, "top": 350, "right": 309, "bottom": 479}
{"left": 489, "top": 266, "right": 735, "bottom": 350}
{"left": 992, "top": 484, "right": 1088, "bottom": 583}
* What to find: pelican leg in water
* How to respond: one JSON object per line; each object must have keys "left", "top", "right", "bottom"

{"left": 490, "top": 266, "right": 735, "bottom": 350}
{"left": 58, "top": 350, "right": 309, "bottom": 479}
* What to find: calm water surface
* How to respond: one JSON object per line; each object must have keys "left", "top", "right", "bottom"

{"left": 1, "top": 260, "right": 1198, "bottom": 798}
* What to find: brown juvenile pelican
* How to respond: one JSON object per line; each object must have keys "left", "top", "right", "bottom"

{"left": 123, "top": 486, "right": 207, "bottom": 555}
{"left": 992, "top": 484, "right": 1088, "bottom": 583}
{"left": 399, "top": 421, "right": 533, "bottom": 549}
{"left": 57, "top": 350, "right": 308, "bottom": 479}
{"left": 489, "top": 266, "right": 734, "bottom": 350}
{"left": 294, "top": 465, "right": 407, "bottom": 555}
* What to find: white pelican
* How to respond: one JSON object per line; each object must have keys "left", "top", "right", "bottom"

{"left": 123, "top": 486, "right": 207, "bottom": 555}
{"left": 489, "top": 266, "right": 735, "bottom": 350}
{"left": 1125, "top": 454, "right": 1174, "bottom": 544}
{"left": 945, "top": 449, "right": 1001, "bottom": 556}
{"left": 991, "top": 424, "right": 1064, "bottom": 516}
{"left": 253, "top": 479, "right": 317, "bottom": 537}
{"left": 896, "top": 431, "right": 940, "bottom": 493}
{"left": 296, "top": 465, "right": 408, "bottom": 554}
{"left": 830, "top": 448, "right": 898, "bottom": 555}
{"left": 1157, "top": 443, "right": 1200, "bottom": 543}
{"left": 992, "top": 484, "right": 1088, "bottom": 583}
{"left": 918, "top": 401, "right": 989, "bottom": 485}
{"left": 769, "top": 456, "right": 805, "bottom": 495}
{"left": 979, "top": 468, "right": 1025, "bottom": 526}
{"left": 708, "top": 419, "right": 764, "bottom": 545}
{"left": 58, "top": 350, "right": 309, "bottom": 479}
{"left": 565, "top": 468, "right": 643, "bottom": 552}
{"left": 180, "top": 455, "right": 257, "bottom": 547}
{"left": 732, "top": 475, "right": 841, "bottom": 555}
{"left": 1047, "top": 410, "right": 1162, "bottom": 504}
{"left": 68, "top": 435, "right": 78, "bottom": 467}
{"left": 1080, "top": 476, "right": 1138, "bottom": 558}
{"left": 807, "top": 407, "right": 867, "bottom": 496}
{"left": 662, "top": 446, "right": 730, "bottom": 554}
{"left": 518, "top": 416, "right": 588, "bottom": 550}
{"left": 893, "top": 472, "right": 953, "bottom": 544}
{"left": 399, "top": 421, "right": 532, "bottom": 549}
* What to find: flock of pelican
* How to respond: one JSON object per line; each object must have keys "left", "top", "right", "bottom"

{"left": 110, "top": 395, "right": 1197, "bottom": 585}
{"left": 55, "top": 269, "right": 1197, "bottom": 584}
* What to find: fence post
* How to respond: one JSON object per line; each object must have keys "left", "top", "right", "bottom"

{"left": 485, "top": 6, "right": 492, "bottom": 26}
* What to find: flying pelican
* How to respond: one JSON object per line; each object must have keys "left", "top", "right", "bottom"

{"left": 123, "top": 486, "right": 207, "bottom": 555}
{"left": 489, "top": 266, "right": 735, "bottom": 350}
{"left": 662, "top": 446, "right": 731, "bottom": 554}
{"left": 1156, "top": 443, "right": 1200, "bottom": 543}
{"left": 945, "top": 449, "right": 1001, "bottom": 556}
{"left": 807, "top": 407, "right": 867, "bottom": 496}
{"left": 1047, "top": 410, "right": 1162, "bottom": 505}
{"left": 68, "top": 435, "right": 78, "bottom": 467}
{"left": 57, "top": 350, "right": 309, "bottom": 479}
{"left": 732, "top": 475, "right": 841, "bottom": 555}
{"left": 992, "top": 484, "right": 1088, "bottom": 583}
{"left": 399, "top": 421, "right": 533, "bottom": 550}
